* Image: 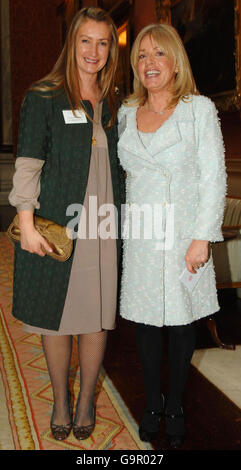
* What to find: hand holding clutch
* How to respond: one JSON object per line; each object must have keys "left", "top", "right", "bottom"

{"left": 7, "top": 214, "right": 73, "bottom": 262}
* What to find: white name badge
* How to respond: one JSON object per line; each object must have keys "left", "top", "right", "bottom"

{"left": 62, "top": 110, "right": 87, "bottom": 124}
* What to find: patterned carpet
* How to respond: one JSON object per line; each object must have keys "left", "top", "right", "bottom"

{"left": 0, "top": 233, "right": 151, "bottom": 450}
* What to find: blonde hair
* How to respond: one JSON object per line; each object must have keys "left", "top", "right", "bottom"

{"left": 30, "top": 7, "right": 119, "bottom": 127}
{"left": 125, "top": 23, "right": 198, "bottom": 108}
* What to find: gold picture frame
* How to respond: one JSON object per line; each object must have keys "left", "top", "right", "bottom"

{"left": 156, "top": 0, "right": 241, "bottom": 111}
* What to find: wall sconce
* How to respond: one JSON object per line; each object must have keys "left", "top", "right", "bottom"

{"left": 118, "top": 29, "right": 127, "bottom": 46}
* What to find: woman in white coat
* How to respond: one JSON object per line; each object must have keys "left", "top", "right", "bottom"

{"left": 118, "top": 24, "right": 226, "bottom": 448}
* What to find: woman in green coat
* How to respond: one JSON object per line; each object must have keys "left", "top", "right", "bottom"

{"left": 9, "top": 7, "right": 125, "bottom": 441}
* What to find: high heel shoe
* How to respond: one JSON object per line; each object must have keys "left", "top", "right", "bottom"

{"left": 165, "top": 407, "right": 185, "bottom": 448}
{"left": 139, "top": 394, "right": 165, "bottom": 442}
{"left": 50, "top": 391, "right": 72, "bottom": 441}
{"left": 73, "top": 394, "right": 96, "bottom": 440}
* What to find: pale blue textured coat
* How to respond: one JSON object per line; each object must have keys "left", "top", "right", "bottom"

{"left": 118, "top": 95, "right": 227, "bottom": 326}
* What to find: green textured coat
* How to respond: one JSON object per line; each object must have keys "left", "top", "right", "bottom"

{"left": 12, "top": 89, "right": 125, "bottom": 330}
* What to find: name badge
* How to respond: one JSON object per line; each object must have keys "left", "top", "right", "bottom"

{"left": 62, "top": 110, "right": 87, "bottom": 124}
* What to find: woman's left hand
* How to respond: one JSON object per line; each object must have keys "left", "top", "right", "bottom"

{"left": 185, "top": 240, "right": 210, "bottom": 274}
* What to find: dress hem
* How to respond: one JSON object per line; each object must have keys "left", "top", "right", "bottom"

{"left": 22, "top": 323, "right": 116, "bottom": 336}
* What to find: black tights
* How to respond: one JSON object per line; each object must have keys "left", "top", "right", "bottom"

{"left": 41, "top": 330, "right": 107, "bottom": 426}
{"left": 136, "top": 322, "right": 196, "bottom": 413}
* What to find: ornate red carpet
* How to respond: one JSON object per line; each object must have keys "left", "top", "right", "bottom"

{"left": 0, "top": 233, "right": 151, "bottom": 450}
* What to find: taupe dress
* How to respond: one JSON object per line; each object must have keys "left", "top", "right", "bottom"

{"left": 9, "top": 103, "right": 117, "bottom": 335}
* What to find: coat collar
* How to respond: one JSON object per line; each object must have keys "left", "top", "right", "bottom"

{"left": 118, "top": 97, "right": 195, "bottom": 163}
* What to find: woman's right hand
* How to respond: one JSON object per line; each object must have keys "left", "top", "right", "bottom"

{"left": 19, "top": 210, "right": 53, "bottom": 257}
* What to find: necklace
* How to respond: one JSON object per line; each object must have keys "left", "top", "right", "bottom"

{"left": 146, "top": 103, "right": 166, "bottom": 115}
{"left": 91, "top": 102, "right": 100, "bottom": 146}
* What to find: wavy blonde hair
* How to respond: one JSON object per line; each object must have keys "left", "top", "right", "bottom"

{"left": 125, "top": 23, "right": 198, "bottom": 108}
{"left": 30, "top": 7, "right": 119, "bottom": 127}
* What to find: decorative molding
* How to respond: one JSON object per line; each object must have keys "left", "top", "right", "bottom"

{"left": 226, "top": 158, "right": 241, "bottom": 173}
{"left": 226, "top": 158, "right": 241, "bottom": 198}
{"left": 0, "top": 153, "right": 14, "bottom": 164}
{"left": 155, "top": 0, "right": 171, "bottom": 24}
{"left": 0, "top": 152, "right": 14, "bottom": 206}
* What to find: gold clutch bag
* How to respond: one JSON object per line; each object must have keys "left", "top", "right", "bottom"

{"left": 7, "top": 214, "right": 73, "bottom": 262}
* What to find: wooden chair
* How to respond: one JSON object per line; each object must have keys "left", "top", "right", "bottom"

{"left": 207, "top": 196, "right": 241, "bottom": 349}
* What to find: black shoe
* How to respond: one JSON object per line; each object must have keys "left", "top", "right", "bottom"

{"left": 50, "top": 391, "right": 72, "bottom": 441}
{"left": 73, "top": 406, "right": 96, "bottom": 440}
{"left": 165, "top": 407, "right": 185, "bottom": 449}
{"left": 139, "top": 394, "right": 164, "bottom": 442}
{"left": 73, "top": 392, "right": 96, "bottom": 441}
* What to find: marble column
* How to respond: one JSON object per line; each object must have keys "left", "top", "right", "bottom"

{"left": 0, "top": 0, "right": 14, "bottom": 206}
{"left": 0, "top": 0, "right": 12, "bottom": 146}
